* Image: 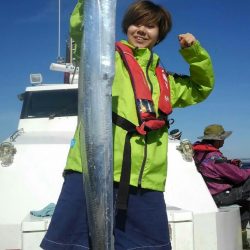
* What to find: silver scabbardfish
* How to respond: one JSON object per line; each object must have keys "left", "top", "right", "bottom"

{"left": 78, "top": 0, "right": 116, "bottom": 249}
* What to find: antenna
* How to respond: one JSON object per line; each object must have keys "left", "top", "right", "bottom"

{"left": 57, "top": 0, "right": 64, "bottom": 63}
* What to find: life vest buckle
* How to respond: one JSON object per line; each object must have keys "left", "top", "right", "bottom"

{"left": 136, "top": 119, "right": 166, "bottom": 136}
{"left": 136, "top": 124, "right": 147, "bottom": 135}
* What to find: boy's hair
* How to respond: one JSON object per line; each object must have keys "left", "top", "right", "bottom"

{"left": 122, "top": 0, "right": 172, "bottom": 44}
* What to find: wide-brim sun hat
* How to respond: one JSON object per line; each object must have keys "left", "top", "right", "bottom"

{"left": 198, "top": 124, "right": 232, "bottom": 140}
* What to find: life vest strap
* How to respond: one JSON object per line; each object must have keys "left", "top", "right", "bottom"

{"left": 116, "top": 131, "right": 133, "bottom": 210}
{"left": 112, "top": 112, "right": 136, "bottom": 210}
{"left": 112, "top": 112, "right": 137, "bottom": 133}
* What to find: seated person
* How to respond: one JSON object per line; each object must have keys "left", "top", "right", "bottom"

{"left": 192, "top": 124, "right": 250, "bottom": 249}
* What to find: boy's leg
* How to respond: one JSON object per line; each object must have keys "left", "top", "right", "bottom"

{"left": 40, "top": 172, "right": 90, "bottom": 250}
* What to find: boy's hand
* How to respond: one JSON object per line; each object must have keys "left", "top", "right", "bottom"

{"left": 178, "top": 33, "right": 196, "bottom": 49}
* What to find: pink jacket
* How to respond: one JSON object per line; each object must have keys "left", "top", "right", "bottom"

{"left": 193, "top": 142, "right": 250, "bottom": 195}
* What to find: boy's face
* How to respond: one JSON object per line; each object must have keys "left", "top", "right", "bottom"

{"left": 127, "top": 24, "right": 159, "bottom": 49}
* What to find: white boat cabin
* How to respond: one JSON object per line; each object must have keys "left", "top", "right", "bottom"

{"left": 0, "top": 78, "right": 244, "bottom": 250}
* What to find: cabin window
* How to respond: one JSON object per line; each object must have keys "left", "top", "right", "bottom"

{"left": 20, "top": 89, "right": 78, "bottom": 119}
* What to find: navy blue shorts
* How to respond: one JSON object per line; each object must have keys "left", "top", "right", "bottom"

{"left": 40, "top": 172, "right": 171, "bottom": 250}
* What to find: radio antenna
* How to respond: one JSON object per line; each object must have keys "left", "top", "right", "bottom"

{"left": 57, "top": 0, "right": 64, "bottom": 63}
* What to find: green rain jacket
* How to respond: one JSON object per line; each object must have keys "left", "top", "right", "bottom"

{"left": 69, "top": 0, "right": 83, "bottom": 62}
{"left": 65, "top": 1, "right": 215, "bottom": 192}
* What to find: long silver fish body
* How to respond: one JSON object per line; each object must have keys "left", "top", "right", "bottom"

{"left": 78, "top": 0, "right": 116, "bottom": 249}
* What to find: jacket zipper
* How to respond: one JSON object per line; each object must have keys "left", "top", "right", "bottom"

{"left": 138, "top": 134, "right": 148, "bottom": 187}
{"left": 146, "top": 50, "right": 154, "bottom": 93}
{"left": 138, "top": 51, "right": 153, "bottom": 187}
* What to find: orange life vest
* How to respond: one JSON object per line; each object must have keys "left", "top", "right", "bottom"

{"left": 115, "top": 41, "right": 172, "bottom": 135}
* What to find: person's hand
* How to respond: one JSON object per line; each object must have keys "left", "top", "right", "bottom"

{"left": 230, "top": 159, "right": 242, "bottom": 167}
{"left": 178, "top": 33, "right": 196, "bottom": 49}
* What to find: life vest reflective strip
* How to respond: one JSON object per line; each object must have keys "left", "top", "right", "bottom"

{"left": 113, "top": 42, "right": 172, "bottom": 210}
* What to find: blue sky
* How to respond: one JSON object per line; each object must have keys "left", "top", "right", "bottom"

{"left": 0, "top": 0, "right": 250, "bottom": 158}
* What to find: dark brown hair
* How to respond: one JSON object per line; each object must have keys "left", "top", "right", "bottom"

{"left": 122, "top": 0, "right": 172, "bottom": 44}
